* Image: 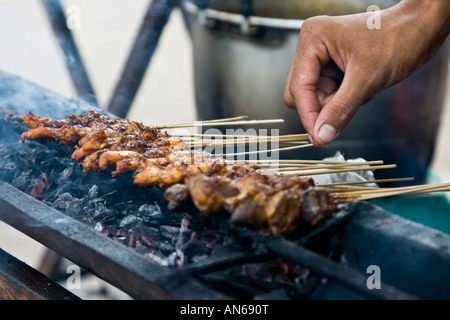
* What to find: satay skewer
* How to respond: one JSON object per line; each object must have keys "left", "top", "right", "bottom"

{"left": 154, "top": 118, "right": 285, "bottom": 129}
{"left": 225, "top": 159, "right": 385, "bottom": 165}
{"left": 316, "top": 177, "right": 414, "bottom": 187}
{"left": 213, "top": 143, "right": 315, "bottom": 157}
{"left": 171, "top": 133, "right": 310, "bottom": 140}
{"left": 159, "top": 115, "right": 248, "bottom": 127}
{"left": 186, "top": 137, "right": 311, "bottom": 147}
{"left": 267, "top": 160, "right": 386, "bottom": 171}
{"left": 278, "top": 164, "right": 397, "bottom": 176}
{"left": 332, "top": 182, "right": 450, "bottom": 202}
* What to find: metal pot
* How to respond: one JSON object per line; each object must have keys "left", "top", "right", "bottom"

{"left": 206, "top": 0, "right": 397, "bottom": 19}
{"left": 183, "top": 0, "right": 450, "bottom": 185}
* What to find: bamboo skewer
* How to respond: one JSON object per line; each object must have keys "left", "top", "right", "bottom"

{"left": 160, "top": 115, "right": 248, "bottom": 128}
{"left": 266, "top": 160, "right": 385, "bottom": 171}
{"left": 187, "top": 140, "right": 310, "bottom": 148}
{"left": 351, "top": 186, "right": 450, "bottom": 201}
{"left": 159, "top": 116, "right": 450, "bottom": 204}
{"left": 187, "top": 139, "right": 310, "bottom": 146}
{"left": 165, "top": 116, "right": 398, "bottom": 181}
{"left": 183, "top": 134, "right": 311, "bottom": 148}
{"left": 172, "top": 133, "right": 310, "bottom": 140}
{"left": 226, "top": 159, "right": 385, "bottom": 165}
{"left": 213, "top": 143, "right": 314, "bottom": 157}
{"left": 198, "top": 115, "right": 249, "bottom": 123}
{"left": 164, "top": 117, "right": 312, "bottom": 154}
{"left": 331, "top": 182, "right": 450, "bottom": 202}
{"left": 337, "top": 182, "right": 450, "bottom": 195}
{"left": 278, "top": 164, "right": 397, "bottom": 176}
{"left": 254, "top": 161, "right": 384, "bottom": 171}
{"left": 316, "top": 177, "right": 415, "bottom": 187}
{"left": 156, "top": 118, "right": 285, "bottom": 129}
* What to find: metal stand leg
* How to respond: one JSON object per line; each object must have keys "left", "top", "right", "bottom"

{"left": 107, "top": 0, "right": 180, "bottom": 118}
{"left": 41, "top": 0, "right": 98, "bottom": 106}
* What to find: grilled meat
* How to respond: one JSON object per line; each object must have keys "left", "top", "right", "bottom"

{"left": 20, "top": 111, "right": 339, "bottom": 235}
{"left": 176, "top": 173, "right": 322, "bottom": 235}
{"left": 22, "top": 111, "right": 185, "bottom": 178}
{"left": 21, "top": 125, "right": 86, "bottom": 145}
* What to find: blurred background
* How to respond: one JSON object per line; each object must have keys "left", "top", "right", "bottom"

{"left": 0, "top": 0, "right": 448, "bottom": 299}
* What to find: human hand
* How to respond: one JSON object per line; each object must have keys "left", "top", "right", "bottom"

{"left": 284, "top": 0, "right": 450, "bottom": 146}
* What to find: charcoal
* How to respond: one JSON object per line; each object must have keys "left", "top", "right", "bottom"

{"left": 14, "top": 150, "right": 34, "bottom": 169}
{"left": 167, "top": 252, "right": 181, "bottom": 267}
{"left": 241, "top": 259, "right": 311, "bottom": 289}
{"left": 94, "top": 221, "right": 104, "bottom": 232}
{"left": 65, "top": 198, "right": 86, "bottom": 218}
{"left": 56, "top": 167, "right": 75, "bottom": 184}
{"left": 119, "top": 214, "right": 142, "bottom": 228}
{"left": 138, "top": 203, "right": 161, "bottom": 216}
{"left": 156, "top": 240, "right": 177, "bottom": 256}
{"left": 178, "top": 237, "right": 211, "bottom": 264}
{"left": 160, "top": 225, "right": 181, "bottom": 242}
{"left": 11, "top": 172, "right": 29, "bottom": 191}
{"left": 0, "top": 165, "right": 15, "bottom": 183}
{"left": 34, "top": 144, "right": 59, "bottom": 164}
{"left": 87, "top": 185, "right": 99, "bottom": 200}
{"left": 89, "top": 201, "right": 108, "bottom": 219}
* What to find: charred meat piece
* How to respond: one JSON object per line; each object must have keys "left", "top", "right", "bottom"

{"left": 164, "top": 184, "right": 190, "bottom": 210}
{"left": 301, "top": 188, "right": 337, "bottom": 226}
{"left": 184, "top": 174, "right": 241, "bottom": 215}
{"left": 21, "top": 125, "right": 88, "bottom": 145}
{"left": 22, "top": 112, "right": 69, "bottom": 128}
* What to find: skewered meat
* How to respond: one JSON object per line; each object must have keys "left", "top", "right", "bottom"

{"left": 21, "top": 111, "right": 256, "bottom": 187}
{"left": 19, "top": 111, "right": 339, "bottom": 236}
{"left": 175, "top": 173, "right": 326, "bottom": 235}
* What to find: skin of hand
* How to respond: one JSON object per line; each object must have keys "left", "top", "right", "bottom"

{"left": 284, "top": 0, "right": 450, "bottom": 147}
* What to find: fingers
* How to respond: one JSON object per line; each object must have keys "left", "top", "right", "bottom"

{"left": 312, "top": 67, "right": 369, "bottom": 146}
{"left": 283, "top": 64, "right": 295, "bottom": 109}
{"left": 316, "top": 76, "right": 339, "bottom": 105}
{"left": 286, "top": 41, "right": 331, "bottom": 138}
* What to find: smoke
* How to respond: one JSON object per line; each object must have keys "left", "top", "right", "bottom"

{"left": 0, "top": 69, "right": 101, "bottom": 119}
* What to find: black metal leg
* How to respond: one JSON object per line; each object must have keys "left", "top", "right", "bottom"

{"left": 41, "top": 0, "right": 98, "bottom": 106}
{"left": 107, "top": 0, "right": 180, "bottom": 118}
{"left": 241, "top": 0, "right": 254, "bottom": 17}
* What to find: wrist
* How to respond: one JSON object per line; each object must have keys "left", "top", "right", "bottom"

{"left": 395, "top": 0, "right": 450, "bottom": 40}
{"left": 383, "top": 0, "right": 450, "bottom": 70}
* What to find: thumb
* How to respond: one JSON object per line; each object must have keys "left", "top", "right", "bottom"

{"left": 312, "top": 68, "right": 370, "bottom": 146}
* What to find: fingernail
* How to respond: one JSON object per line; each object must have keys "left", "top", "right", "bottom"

{"left": 318, "top": 124, "right": 336, "bottom": 144}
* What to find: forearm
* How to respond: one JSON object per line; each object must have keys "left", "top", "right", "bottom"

{"left": 399, "top": 0, "right": 450, "bottom": 30}
{"left": 394, "top": 0, "right": 450, "bottom": 66}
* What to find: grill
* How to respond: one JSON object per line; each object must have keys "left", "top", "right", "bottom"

{"left": 1, "top": 69, "right": 450, "bottom": 300}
